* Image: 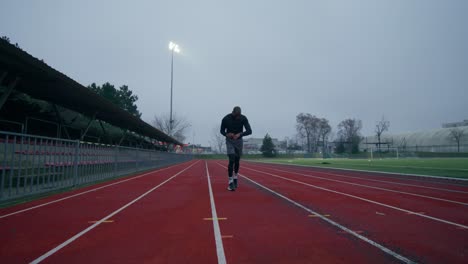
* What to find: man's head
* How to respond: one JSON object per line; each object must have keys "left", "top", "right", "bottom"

{"left": 232, "top": 106, "right": 241, "bottom": 118}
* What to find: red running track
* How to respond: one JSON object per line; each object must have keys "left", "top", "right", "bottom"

{"left": 0, "top": 159, "right": 467, "bottom": 263}
{"left": 237, "top": 161, "right": 468, "bottom": 263}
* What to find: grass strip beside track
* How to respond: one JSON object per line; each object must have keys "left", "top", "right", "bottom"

{"left": 260, "top": 158, "right": 468, "bottom": 179}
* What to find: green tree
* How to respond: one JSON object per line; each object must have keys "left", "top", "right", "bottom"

{"left": 260, "top": 134, "right": 276, "bottom": 157}
{"left": 1, "top": 36, "right": 11, "bottom": 43}
{"left": 88, "top": 82, "right": 141, "bottom": 117}
{"left": 335, "top": 141, "right": 346, "bottom": 154}
{"left": 337, "top": 118, "right": 363, "bottom": 154}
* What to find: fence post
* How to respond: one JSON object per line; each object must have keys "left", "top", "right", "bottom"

{"left": 113, "top": 145, "right": 118, "bottom": 177}
{"left": 135, "top": 148, "right": 139, "bottom": 171}
{"left": 72, "top": 140, "right": 80, "bottom": 187}
{"left": 0, "top": 134, "right": 7, "bottom": 200}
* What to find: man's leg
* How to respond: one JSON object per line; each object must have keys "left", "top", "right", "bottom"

{"left": 227, "top": 154, "right": 235, "bottom": 191}
{"left": 226, "top": 139, "right": 236, "bottom": 191}
{"left": 233, "top": 148, "right": 241, "bottom": 188}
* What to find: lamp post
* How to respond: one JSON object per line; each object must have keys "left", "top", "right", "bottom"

{"left": 168, "top": 41, "right": 180, "bottom": 135}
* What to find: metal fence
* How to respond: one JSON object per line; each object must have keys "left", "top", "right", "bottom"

{"left": 0, "top": 131, "right": 192, "bottom": 201}
{"left": 399, "top": 144, "right": 468, "bottom": 153}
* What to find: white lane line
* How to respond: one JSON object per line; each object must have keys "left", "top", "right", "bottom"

{"left": 242, "top": 166, "right": 468, "bottom": 230}
{"left": 215, "top": 163, "right": 414, "bottom": 264}
{"left": 0, "top": 162, "right": 191, "bottom": 219}
{"left": 252, "top": 161, "right": 468, "bottom": 185}
{"left": 30, "top": 161, "right": 198, "bottom": 264}
{"left": 253, "top": 162, "right": 468, "bottom": 194}
{"left": 205, "top": 161, "right": 227, "bottom": 264}
{"left": 246, "top": 164, "right": 468, "bottom": 206}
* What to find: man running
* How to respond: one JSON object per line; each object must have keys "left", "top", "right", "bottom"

{"left": 220, "top": 106, "right": 252, "bottom": 191}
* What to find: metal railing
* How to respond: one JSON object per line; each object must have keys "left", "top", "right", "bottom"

{"left": 0, "top": 131, "right": 191, "bottom": 201}
{"left": 399, "top": 144, "right": 468, "bottom": 153}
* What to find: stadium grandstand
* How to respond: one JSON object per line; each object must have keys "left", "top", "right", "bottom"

{"left": 0, "top": 38, "right": 190, "bottom": 201}
{"left": 0, "top": 38, "right": 181, "bottom": 148}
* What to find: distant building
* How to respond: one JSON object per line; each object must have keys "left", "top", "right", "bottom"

{"left": 442, "top": 120, "right": 468, "bottom": 128}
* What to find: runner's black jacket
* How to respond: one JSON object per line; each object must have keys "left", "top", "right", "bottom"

{"left": 220, "top": 114, "right": 252, "bottom": 138}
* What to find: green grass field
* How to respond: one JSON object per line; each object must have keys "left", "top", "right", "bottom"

{"left": 258, "top": 158, "right": 468, "bottom": 179}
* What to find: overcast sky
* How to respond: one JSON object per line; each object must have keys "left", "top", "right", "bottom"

{"left": 1, "top": 0, "right": 467, "bottom": 146}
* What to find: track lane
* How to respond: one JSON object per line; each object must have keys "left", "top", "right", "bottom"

{"left": 250, "top": 162, "right": 468, "bottom": 202}
{"left": 244, "top": 163, "right": 468, "bottom": 225}
{"left": 235, "top": 161, "right": 468, "bottom": 263}
{"left": 209, "top": 161, "right": 398, "bottom": 263}
{"left": 253, "top": 162, "right": 468, "bottom": 192}
{"left": 0, "top": 161, "right": 197, "bottom": 263}
{"left": 0, "top": 161, "right": 194, "bottom": 219}
{"left": 41, "top": 161, "right": 218, "bottom": 263}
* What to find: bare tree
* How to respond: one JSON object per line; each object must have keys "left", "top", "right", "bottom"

{"left": 375, "top": 116, "right": 390, "bottom": 152}
{"left": 211, "top": 126, "right": 225, "bottom": 154}
{"left": 152, "top": 112, "right": 191, "bottom": 143}
{"left": 296, "top": 113, "right": 320, "bottom": 153}
{"left": 337, "top": 118, "right": 363, "bottom": 153}
{"left": 398, "top": 137, "right": 407, "bottom": 151}
{"left": 449, "top": 128, "right": 465, "bottom": 153}
{"left": 318, "top": 118, "right": 332, "bottom": 154}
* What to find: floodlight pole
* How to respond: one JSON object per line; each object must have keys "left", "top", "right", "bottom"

{"left": 170, "top": 48, "right": 174, "bottom": 135}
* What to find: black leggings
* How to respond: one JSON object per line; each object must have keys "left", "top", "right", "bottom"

{"left": 228, "top": 151, "right": 241, "bottom": 178}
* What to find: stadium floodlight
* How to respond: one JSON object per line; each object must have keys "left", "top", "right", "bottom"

{"left": 169, "top": 41, "right": 180, "bottom": 53}
{"left": 168, "top": 41, "right": 181, "bottom": 136}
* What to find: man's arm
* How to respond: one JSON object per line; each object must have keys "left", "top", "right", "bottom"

{"left": 220, "top": 118, "right": 227, "bottom": 136}
{"left": 241, "top": 117, "right": 252, "bottom": 137}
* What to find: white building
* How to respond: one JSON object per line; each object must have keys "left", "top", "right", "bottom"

{"left": 442, "top": 120, "right": 468, "bottom": 128}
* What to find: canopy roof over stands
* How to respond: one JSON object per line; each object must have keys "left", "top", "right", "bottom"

{"left": 0, "top": 39, "right": 182, "bottom": 145}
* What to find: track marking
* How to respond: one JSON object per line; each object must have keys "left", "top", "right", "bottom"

{"left": 0, "top": 161, "right": 192, "bottom": 219}
{"left": 252, "top": 163, "right": 468, "bottom": 193}
{"left": 215, "top": 164, "right": 415, "bottom": 264}
{"left": 309, "top": 214, "right": 330, "bottom": 217}
{"left": 247, "top": 164, "right": 468, "bottom": 206}
{"left": 204, "top": 217, "right": 227, "bottom": 221}
{"left": 222, "top": 235, "right": 234, "bottom": 239}
{"left": 406, "top": 212, "right": 425, "bottom": 215}
{"left": 205, "top": 161, "right": 227, "bottom": 264}
{"left": 339, "top": 230, "right": 364, "bottom": 234}
{"left": 252, "top": 161, "right": 468, "bottom": 189}
{"left": 242, "top": 166, "right": 468, "bottom": 230}
{"left": 376, "top": 212, "right": 386, "bottom": 216}
{"left": 88, "top": 220, "right": 114, "bottom": 223}
{"left": 30, "top": 161, "right": 198, "bottom": 264}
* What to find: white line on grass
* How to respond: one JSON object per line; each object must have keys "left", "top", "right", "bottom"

{"left": 247, "top": 164, "right": 468, "bottom": 206}
{"left": 0, "top": 162, "right": 191, "bottom": 219}
{"left": 250, "top": 161, "right": 468, "bottom": 193}
{"left": 29, "top": 161, "right": 198, "bottom": 264}
{"left": 320, "top": 163, "right": 468, "bottom": 172}
{"left": 205, "top": 161, "right": 227, "bottom": 264}
{"left": 252, "top": 160, "right": 468, "bottom": 182}
{"left": 215, "top": 163, "right": 415, "bottom": 264}
{"left": 242, "top": 166, "right": 468, "bottom": 230}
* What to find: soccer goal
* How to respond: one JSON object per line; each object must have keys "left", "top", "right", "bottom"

{"left": 366, "top": 146, "right": 403, "bottom": 159}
